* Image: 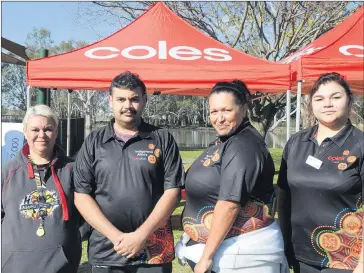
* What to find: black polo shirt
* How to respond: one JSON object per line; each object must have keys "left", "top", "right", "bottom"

{"left": 277, "top": 121, "right": 364, "bottom": 270}
{"left": 182, "top": 119, "right": 276, "bottom": 243}
{"left": 73, "top": 119, "right": 184, "bottom": 266}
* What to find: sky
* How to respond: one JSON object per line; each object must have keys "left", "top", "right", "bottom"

{"left": 1, "top": 1, "right": 121, "bottom": 46}
{"left": 2, "top": 1, "right": 360, "bottom": 48}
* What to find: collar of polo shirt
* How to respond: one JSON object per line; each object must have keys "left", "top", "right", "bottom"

{"left": 102, "top": 118, "right": 152, "bottom": 144}
{"left": 302, "top": 119, "right": 353, "bottom": 147}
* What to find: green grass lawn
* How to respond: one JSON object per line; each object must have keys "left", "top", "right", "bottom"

{"left": 270, "top": 148, "right": 283, "bottom": 172}
{"left": 179, "top": 150, "right": 204, "bottom": 169}
{"left": 270, "top": 148, "right": 283, "bottom": 184}
{"left": 80, "top": 148, "right": 284, "bottom": 272}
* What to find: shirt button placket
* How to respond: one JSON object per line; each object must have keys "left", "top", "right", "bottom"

{"left": 317, "top": 139, "right": 331, "bottom": 158}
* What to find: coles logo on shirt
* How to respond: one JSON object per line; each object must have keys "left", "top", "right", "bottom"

{"left": 328, "top": 156, "right": 345, "bottom": 162}
{"left": 327, "top": 150, "right": 357, "bottom": 170}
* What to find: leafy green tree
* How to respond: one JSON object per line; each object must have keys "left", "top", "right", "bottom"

{"left": 2, "top": 63, "right": 27, "bottom": 112}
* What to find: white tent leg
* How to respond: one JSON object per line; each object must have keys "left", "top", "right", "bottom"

{"left": 286, "top": 89, "right": 291, "bottom": 141}
{"left": 26, "top": 86, "right": 31, "bottom": 109}
{"left": 67, "top": 90, "right": 72, "bottom": 157}
{"left": 296, "top": 81, "right": 302, "bottom": 132}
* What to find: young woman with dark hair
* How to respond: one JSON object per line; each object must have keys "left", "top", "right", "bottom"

{"left": 278, "top": 72, "right": 364, "bottom": 273}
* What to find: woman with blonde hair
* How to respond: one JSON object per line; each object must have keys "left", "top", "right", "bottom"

{"left": 1, "top": 104, "right": 82, "bottom": 273}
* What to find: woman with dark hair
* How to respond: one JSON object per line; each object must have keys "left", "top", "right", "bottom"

{"left": 278, "top": 72, "right": 364, "bottom": 273}
{"left": 176, "top": 80, "right": 288, "bottom": 273}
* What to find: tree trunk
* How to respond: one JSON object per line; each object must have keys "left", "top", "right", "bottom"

{"left": 249, "top": 120, "right": 266, "bottom": 138}
{"left": 301, "top": 95, "right": 312, "bottom": 129}
{"left": 205, "top": 99, "right": 209, "bottom": 127}
{"left": 84, "top": 92, "right": 93, "bottom": 138}
{"left": 85, "top": 113, "right": 92, "bottom": 138}
{"left": 248, "top": 101, "right": 278, "bottom": 139}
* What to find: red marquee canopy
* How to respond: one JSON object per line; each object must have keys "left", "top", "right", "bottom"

{"left": 281, "top": 6, "right": 364, "bottom": 95}
{"left": 26, "top": 2, "right": 290, "bottom": 95}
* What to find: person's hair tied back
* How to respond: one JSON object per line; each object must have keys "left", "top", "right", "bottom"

{"left": 210, "top": 80, "right": 251, "bottom": 106}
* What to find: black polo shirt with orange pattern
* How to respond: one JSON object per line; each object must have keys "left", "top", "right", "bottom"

{"left": 73, "top": 119, "right": 184, "bottom": 267}
{"left": 182, "top": 119, "right": 276, "bottom": 243}
{"left": 277, "top": 121, "right": 364, "bottom": 270}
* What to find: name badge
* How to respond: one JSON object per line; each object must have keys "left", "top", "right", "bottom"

{"left": 306, "top": 155, "right": 323, "bottom": 170}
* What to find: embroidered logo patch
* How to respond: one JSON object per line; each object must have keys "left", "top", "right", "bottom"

{"left": 211, "top": 149, "right": 220, "bottom": 162}
{"left": 328, "top": 156, "right": 345, "bottom": 162}
{"left": 19, "top": 190, "right": 59, "bottom": 219}
{"left": 203, "top": 159, "right": 211, "bottom": 167}
{"left": 338, "top": 163, "right": 348, "bottom": 170}
{"left": 347, "top": 156, "right": 357, "bottom": 163}
{"left": 148, "top": 155, "right": 156, "bottom": 164}
{"left": 132, "top": 146, "right": 156, "bottom": 161}
{"left": 154, "top": 149, "right": 161, "bottom": 158}
{"left": 328, "top": 151, "right": 356, "bottom": 170}
{"left": 200, "top": 149, "right": 220, "bottom": 167}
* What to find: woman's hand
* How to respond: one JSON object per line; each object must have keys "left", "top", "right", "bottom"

{"left": 194, "top": 200, "right": 239, "bottom": 273}
{"left": 194, "top": 257, "right": 213, "bottom": 273}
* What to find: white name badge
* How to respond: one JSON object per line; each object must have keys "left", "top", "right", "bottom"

{"left": 306, "top": 155, "right": 323, "bottom": 170}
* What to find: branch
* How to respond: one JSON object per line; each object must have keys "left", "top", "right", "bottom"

{"left": 265, "top": 48, "right": 277, "bottom": 60}
{"left": 248, "top": 2, "right": 269, "bottom": 55}
{"left": 75, "top": 90, "right": 86, "bottom": 102}
{"left": 92, "top": 1, "right": 147, "bottom": 12}
{"left": 166, "top": 111, "right": 179, "bottom": 118}
{"left": 72, "top": 102, "right": 83, "bottom": 114}
{"left": 289, "top": 14, "right": 309, "bottom": 46}
{"left": 232, "top": 3, "right": 248, "bottom": 47}
{"left": 277, "top": 93, "right": 287, "bottom": 104}
{"left": 171, "top": 2, "right": 219, "bottom": 41}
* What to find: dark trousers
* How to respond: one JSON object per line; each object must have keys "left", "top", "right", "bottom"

{"left": 293, "top": 261, "right": 352, "bottom": 273}
{"left": 91, "top": 263, "right": 172, "bottom": 273}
